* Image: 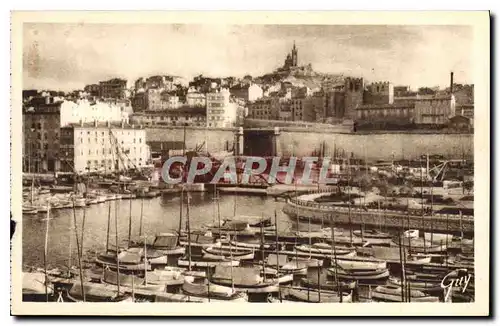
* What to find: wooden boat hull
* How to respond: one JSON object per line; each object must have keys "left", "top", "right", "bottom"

{"left": 229, "top": 240, "right": 272, "bottom": 250}
{"left": 296, "top": 244, "right": 355, "bottom": 256}
{"left": 388, "top": 277, "right": 442, "bottom": 292}
{"left": 353, "top": 230, "right": 392, "bottom": 239}
{"left": 151, "top": 247, "right": 185, "bottom": 256}
{"left": 334, "top": 258, "right": 387, "bottom": 271}
{"left": 284, "top": 287, "right": 352, "bottom": 303}
{"left": 95, "top": 257, "right": 151, "bottom": 272}
{"left": 372, "top": 286, "right": 440, "bottom": 302}
{"left": 178, "top": 258, "right": 240, "bottom": 268}
{"left": 279, "top": 249, "right": 356, "bottom": 260}
{"left": 300, "top": 278, "right": 357, "bottom": 291}
{"left": 210, "top": 279, "right": 280, "bottom": 293}
{"left": 327, "top": 268, "right": 390, "bottom": 280}
{"left": 202, "top": 252, "right": 255, "bottom": 261}
{"left": 182, "top": 280, "right": 245, "bottom": 300}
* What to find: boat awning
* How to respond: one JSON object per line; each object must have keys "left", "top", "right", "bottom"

{"left": 153, "top": 234, "right": 178, "bottom": 249}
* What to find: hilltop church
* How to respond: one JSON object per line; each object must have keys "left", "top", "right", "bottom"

{"left": 278, "top": 42, "right": 314, "bottom": 75}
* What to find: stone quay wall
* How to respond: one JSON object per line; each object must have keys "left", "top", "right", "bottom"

{"left": 144, "top": 126, "right": 473, "bottom": 161}
{"left": 283, "top": 197, "right": 474, "bottom": 235}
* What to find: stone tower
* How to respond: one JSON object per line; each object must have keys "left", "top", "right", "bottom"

{"left": 291, "top": 41, "right": 298, "bottom": 67}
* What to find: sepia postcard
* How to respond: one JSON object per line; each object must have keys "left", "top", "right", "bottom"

{"left": 10, "top": 11, "right": 490, "bottom": 316}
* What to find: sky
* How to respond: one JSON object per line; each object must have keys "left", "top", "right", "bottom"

{"left": 22, "top": 24, "right": 473, "bottom": 92}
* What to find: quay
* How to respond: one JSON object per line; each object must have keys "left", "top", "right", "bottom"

{"left": 282, "top": 193, "right": 474, "bottom": 236}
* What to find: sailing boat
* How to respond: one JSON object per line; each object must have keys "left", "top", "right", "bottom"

{"left": 282, "top": 287, "right": 353, "bottom": 303}
{"left": 177, "top": 190, "right": 240, "bottom": 269}
{"left": 210, "top": 265, "right": 280, "bottom": 294}
{"left": 68, "top": 200, "right": 133, "bottom": 302}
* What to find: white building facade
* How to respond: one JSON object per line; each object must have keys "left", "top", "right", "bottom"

{"left": 206, "top": 88, "right": 237, "bottom": 128}
{"left": 60, "top": 99, "right": 129, "bottom": 127}
{"left": 59, "top": 122, "right": 150, "bottom": 174}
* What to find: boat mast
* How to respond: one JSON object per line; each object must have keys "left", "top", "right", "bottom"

{"left": 178, "top": 187, "right": 184, "bottom": 238}
{"left": 330, "top": 214, "right": 341, "bottom": 303}
{"left": 229, "top": 232, "right": 234, "bottom": 291}
{"left": 72, "top": 198, "right": 86, "bottom": 302}
{"left": 68, "top": 202, "right": 73, "bottom": 277}
{"left": 347, "top": 157, "right": 353, "bottom": 246}
{"left": 80, "top": 201, "right": 87, "bottom": 259}
{"left": 186, "top": 191, "right": 192, "bottom": 271}
{"left": 43, "top": 203, "right": 50, "bottom": 302}
{"left": 421, "top": 159, "right": 426, "bottom": 253}
{"left": 144, "top": 233, "right": 147, "bottom": 285}
{"left": 293, "top": 144, "right": 299, "bottom": 268}
{"left": 139, "top": 197, "right": 144, "bottom": 238}
{"left": 128, "top": 196, "right": 133, "bottom": 247}
{"left": 398, "top": 231, "right": 406, "bottom": 302}
{"left": 275, "top": 210, "right": 282, "bottom": 302}
{"left": 217, "top": 189, "right": 222, "bottom": 235}
{"left": 115, "top": 199, "right": 121, "bottom": 295}
{"left": 106, "top": 200, "right": 111, "bottom": 253}
{"left": 260, "top": 217, "right": 266, "bottom": 282}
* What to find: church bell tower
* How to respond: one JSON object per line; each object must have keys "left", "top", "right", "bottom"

{"left": 291, "top": 41, "right": 298, "bottom": 67}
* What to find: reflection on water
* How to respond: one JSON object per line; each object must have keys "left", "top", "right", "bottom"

{"left": 22, "top": 194, "right": 297, "bottom": 270}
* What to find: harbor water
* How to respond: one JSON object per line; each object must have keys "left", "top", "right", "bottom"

{"left": 22, "top": 193, "right": 296, "bottom": 270}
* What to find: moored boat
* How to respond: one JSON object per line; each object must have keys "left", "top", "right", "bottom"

{"left": 182, "top": 278, "right": 247, "bottom": 301}
{"left": 371, "top": 285, "right": 440, "bottom": 302}
{"left": 283, "top": 287, "right": 352, "bottom": 303}
{"left": 210, "top": 266, "right": 280, "bottom": 293}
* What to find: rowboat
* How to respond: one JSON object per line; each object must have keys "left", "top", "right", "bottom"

{"left": 300, "top": 270, "right": 357, "bottom": 291}
{"left": 210, "top": 266, "right": 280, "bottom": 293}
{"left": 283, "top": 287, "right": 352, "bottom": 303}
{"left": 102, "top": 269, "right": 166, "bottom": 292}
{"left": 228, "top": 239, "right": 273, "bottom": 250}
{"left": 260, "top": 266, "right": 294, "bottom": 284}
{"left": 95, "top": 253, "right": 151, "bottom": 272}
{"left": 327, "top": 267, "right": 390, "bottom": 281}
{"left": 264, "top": 254, "right": 308, "bottom": 275}
{"left": 145, "top": 268, "right": 189, "bottom": 286}
{"left": 22, "top": 206, "right": 39, "bottom": 215}
{"left": 296, "top": 243, "right": 357, "bottom": 256}
{"left": 334, "top": 257, "right": 387, "bottom": 271}
{"left": 353, "top": 230, "right": 392, "bottom": 239}
{"left": 202, "top": 246, "right": 255, "bottom": 261}
{"left": 65, "top": 282, "right": 133, "bottom": 302}
{"left": 371, "top": 285, "right": 440, "bottom": 302}
{"left": 388, "top": 277, "right": 443, "bottom": 293}
{"left": 177, "top": 256, "right": 240, "bottom": 268}
{"left": 182, "top": 278, "right": 248, "bottom": 301}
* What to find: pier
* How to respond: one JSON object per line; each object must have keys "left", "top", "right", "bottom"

{"left": 283, "top": 193, "right": 474, "bottom": 235}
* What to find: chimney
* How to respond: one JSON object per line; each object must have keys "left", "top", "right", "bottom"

{"left": 450, "top": 71, "right": 454, "bottom": 94}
